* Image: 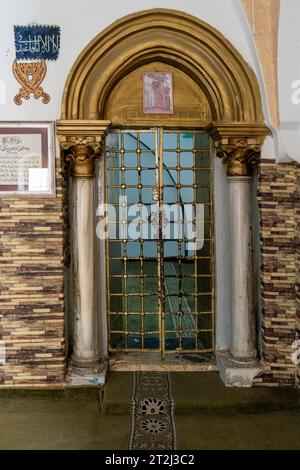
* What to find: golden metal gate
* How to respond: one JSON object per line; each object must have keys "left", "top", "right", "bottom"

{"left": 105, "top": 129, "right": 214, "bottom": 357}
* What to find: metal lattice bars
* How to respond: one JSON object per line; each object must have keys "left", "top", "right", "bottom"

{"left": 105, "top": 129, "right": 214, "bottom": 357}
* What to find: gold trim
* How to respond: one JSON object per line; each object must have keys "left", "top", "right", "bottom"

{"left": 104, "top": 62, "right": 212, "bottom": 127}
{"left": 56, "top": 119, "right": 111, "bottom": 139}
{"left": 206, "top": 122, "right": 270, "bottom": 176}
{"left": 63, "top": 142, "right": 98, "bottom": 178}
{"left": 61, "top": 9, "right": 264, "bottom": 123}
{"left": 56, "top": 119, "right": 111, "bottom": 178}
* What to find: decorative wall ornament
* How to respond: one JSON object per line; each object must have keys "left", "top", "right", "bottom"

{"left": 12, "top": 59, "right": 50, "bottom": 105}
{"left": 13, "top": 25, "right": 60, "bottom": 105}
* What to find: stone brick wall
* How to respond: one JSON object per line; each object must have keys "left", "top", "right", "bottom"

{"left": 295, "top": 166, "right": 300, "bottom": 388}
{"left": 255, "top": 159, "right": 297, "bottom": 386}
{"left": 0, "top": 153, "right": 67, "bottom": 386}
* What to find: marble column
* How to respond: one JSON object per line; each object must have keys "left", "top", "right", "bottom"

{"left": 67, "top": 142, "right": 100, "bottom": 368}
{"left": 206, "top": 124, "right": 269, "bottom": 385}
{"left": 228, "top": 176, "right": 256, "bottom": 361}
{"left": 56, "top": 120, "right": 111, "bottom": 383}
{"left": 72, "top": 176, "right": 98, "bottom": 367}
{"left": 217, "top": 137, "right": 260, "bottom": 363}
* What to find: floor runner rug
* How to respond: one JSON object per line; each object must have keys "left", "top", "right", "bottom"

{"left": 129, "top": 372, "right": 176, "bottom": 450}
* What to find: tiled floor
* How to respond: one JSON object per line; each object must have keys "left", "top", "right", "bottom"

{"left": 0, "top": 372, "right": 300, "bottom": 450}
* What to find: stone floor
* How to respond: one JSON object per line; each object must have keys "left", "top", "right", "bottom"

{"left": 0, "top": 372, "right": 300, "bottom": 450}
{"left": 0, "top": 388, "right": 130, "bottom": 450}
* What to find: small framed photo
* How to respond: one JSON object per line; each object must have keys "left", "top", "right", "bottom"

{"left": 0, "top": 122, "right": 55, "bottom": 196}
{"left": 143, "top": 72, "right": 174, "bottom": 114}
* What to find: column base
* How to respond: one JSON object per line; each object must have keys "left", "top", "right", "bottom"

{"left": 71, "top": 353, "right": 101, "bottom": 369}
{"left": 229, "top": 350, "right": 257, "bottom": 363}
{"left": 216, "top": 350, "right": 263, "bottom": 387}
{"left": 65, "top": 359, "right": 108, "bottom": 387}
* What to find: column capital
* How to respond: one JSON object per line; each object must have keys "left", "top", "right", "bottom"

{"left": 206, "top": 122, "right": 270, "bottom": 176}
{"left": 56, "top": 119, "right": 111, "bottom": 178}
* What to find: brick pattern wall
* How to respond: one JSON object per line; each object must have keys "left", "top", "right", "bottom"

{"left": 255, "top": 159, "right": 297, "bottom": 386}
{"left": 0, "top": 154, "right": 67, "bottom": 386}
{"left": 295, "top": 166, "right": 300, "bottom": 388}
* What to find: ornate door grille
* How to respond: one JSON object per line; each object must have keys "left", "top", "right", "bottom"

{"left": 105, "top": 129, "right": 214, "bottom": 357}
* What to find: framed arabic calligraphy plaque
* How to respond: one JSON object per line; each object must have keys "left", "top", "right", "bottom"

{"left": 0, "top": 122, "right": 55, "bottom": 196}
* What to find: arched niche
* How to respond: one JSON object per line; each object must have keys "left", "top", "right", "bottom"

{"left": 57, "top": 9, "right": 269, "bottom": 384}
{"left": 61, "top": 8, "right": 265, "bottom": 124}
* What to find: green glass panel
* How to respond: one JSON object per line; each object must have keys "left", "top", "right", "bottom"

{"left": 144, "top": 295, "right": 158, "bottom": 313}
{"left": 144, "top": 314, "right": 159, "bottom": 333}
{"left": 127, "top": 295, "right": 142, "bottom": 313}
{"left": 197, "top": 331, "right": 213, "bottom": 350}
{"left": 110, "top": 314, "right": 124, "bottom": 331}
{"left": 110, "top": 295, "right": 123, "bottom": 312}
{"left": 127, "top": 315, "right": 142, "bottom": 333}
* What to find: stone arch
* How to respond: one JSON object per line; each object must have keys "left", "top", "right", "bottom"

{"left": 61, "top": 8, "right": 264, "bottom": 123}
{"left": 57, "top": 9, "right": 270, "bottom": 384}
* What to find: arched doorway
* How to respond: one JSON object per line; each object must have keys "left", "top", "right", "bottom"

{"left": 56, "top": 9, "right": 269, "bottom": 384}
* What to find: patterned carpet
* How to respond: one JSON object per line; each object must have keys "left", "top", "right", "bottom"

{"left": 129, "top": 372, "right": 176, "bottom": 450}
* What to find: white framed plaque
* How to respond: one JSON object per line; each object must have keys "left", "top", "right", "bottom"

{"left": 0, "top": 122, "right": 55, "bottom": 196}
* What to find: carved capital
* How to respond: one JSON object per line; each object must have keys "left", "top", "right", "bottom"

{"left": 56, "top": 119, "right": 111, "bottom": 178}
{"left": 62, "top": 140, "right": 101, "bottom": 178}
{"left": 206, "top": 122, "right": 270, "bottom": 177}
{"left": 215, "top": 137, "right": 261, "bottom": 177}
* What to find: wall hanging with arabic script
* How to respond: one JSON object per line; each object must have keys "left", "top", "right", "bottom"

{"left": 14, "top": 25, "right": 60, "bottom": 61}
{"left": 13, "top": 25, "right": 61, "bottom": 105}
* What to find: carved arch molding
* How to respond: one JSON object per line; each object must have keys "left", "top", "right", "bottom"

{"left": 58, "top": 8, "right": 269, "bottom": 175}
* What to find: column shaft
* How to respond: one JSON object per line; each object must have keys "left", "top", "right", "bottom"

{"left": 56, "top": 121, "right": 111, "bottom": 378}
{"left": 228, "top": 176, "right": 256, "bottom": 360}
{"left": 72, "top": 177, "right": 99, "bottom": 367}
